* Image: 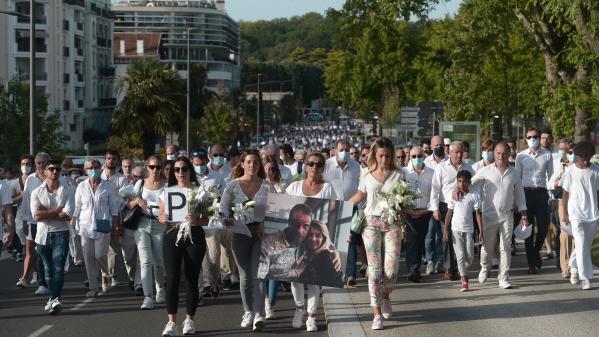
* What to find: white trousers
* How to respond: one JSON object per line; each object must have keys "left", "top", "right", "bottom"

{"left": 81, "top": 234, "right": 111, "bottom": 289}
{"left": 70, "top": 234, "right": 84, "bottom": 264}
{"left": 569, "top": 220, "right": 598, "bottom": 281}
{"left": 291, "top": 282, "right": 320, "bottom": 314}
{"left": 480, "top": 217, "right": 513, "bottom": 283}
{"left": 452, "top": 230, "right": 473, "bottom": 277}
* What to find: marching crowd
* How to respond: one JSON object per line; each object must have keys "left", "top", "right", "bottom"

{"left": 0, "top": 125, "right": 598, "bottom": 335}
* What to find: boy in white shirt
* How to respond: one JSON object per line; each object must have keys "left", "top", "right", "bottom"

{"left": 444, "top": 170, "right": 483, "bottom": 292}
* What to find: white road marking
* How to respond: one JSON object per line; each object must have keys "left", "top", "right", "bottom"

{"left": 70, "top": 298, "right": 94, "bottom": 311}
{"left": 27, "top": 325, "right": 53, "bottom": 337}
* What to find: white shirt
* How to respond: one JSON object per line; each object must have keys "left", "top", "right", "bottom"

{"left": 278, "top": 164, "right": 293, "bottom": 190}
{"left": 471, "top": 160, "right": 490, "bottom": 173}
{"left": 424, "top": 155, "right": 447, "bottom": 171}
{"left": 286, "top": 181, "right": 337, "bottom": 199}
{"left": 515, "top": 148, "right": 553, "bottom": 189}
{"left": 0, "top": 180, "right": 12, "bottom": 206}
{"left": 102, "top": 171, "right": 129, "bottom": 191}
{"left": 219, "top": 179, "right": 275, "bottom": 236}
{"left": 471, "top": 163, "right": 527, "bottom": 226}
{"left": 447, "top": 192, "right": 480, "bottom": 233}
{"left": 429, "top": 160, "right": 474, "bottom": 211}
{"left": 30, "top": 182, "right": 75, "bottom": 245}
{"left": 284, "top": 161, "right": 301, "bottom": 177}
{"left": 358, "top": 169, "right": 405, "bottom": 218}
{"left": 21, "top": 173, "right": 45, "bottom": 223}
{"left": 208, "top": 161, "right": 232, "bottom": 183}
{"left": 561, "top": 164, "right": 599, "bottom": 222}
{"left": 197, "top": 170, "right": 226, "bottom": 195}
{"left": 133, "top": 179, "right": 165, "bottom": 218}
{"left": 403, "top": 166, "right": 434, "bottom": 209}
{"left": 74, "top": 179, "right": 120, "bottom": 239}
{"left": 323, "top": 157, "right": 361, "bottom": 201}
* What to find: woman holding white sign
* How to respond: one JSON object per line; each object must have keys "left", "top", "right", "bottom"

{"left": 349, "top": 137, "right": 405, "bottom": 331}
{"left": 158, "top": 156, "right": 206, "bottom": 337}
{"left": 220, "top": 149, "right": 273, "bottom": 332}
{"left": 127, "top": 155, "right": 167, "bottom": 310}
{"left": 286, "top": 152, "right": 337, "bottom": 332}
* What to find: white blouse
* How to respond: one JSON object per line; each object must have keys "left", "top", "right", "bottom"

{"left": 134, "top": 179, "right": 164, "bottom": 218}
{"left": 358, "top": 169, "right": 405, "bottom": 218}
{"left": 74, "top": 179, "right": 120, "bottom": 239}
{"left": 219, "top": 179, "right": 274, "bottom": 237}
{"left": 285, "top": 180, "right": 337, "bottom": 200}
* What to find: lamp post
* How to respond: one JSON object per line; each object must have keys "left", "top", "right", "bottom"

{"left": 1, "top": 2, "right": 36, "bottom": 155}
{"left": 256, "top": 73, "right": 262, "bottom": 147}
{"left": 186, "top": 27, "right": 191, "bottom": 156}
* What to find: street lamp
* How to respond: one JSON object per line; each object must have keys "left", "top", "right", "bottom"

{"left": 256, "top": 73, "right": 263, "bottom": 147}
{"left": 1, "top": 2, "right": 36, "bottom": 155}
{"left": 185, "top": 26, "right": 204, "bottom": 155}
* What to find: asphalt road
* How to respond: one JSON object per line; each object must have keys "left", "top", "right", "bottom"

{"left": 0, "top": 251, "right": 327, "bottom": 337}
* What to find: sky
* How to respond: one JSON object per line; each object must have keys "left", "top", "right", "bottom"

{"left": 224, "top": 0, "right": 462, "bottom": 22}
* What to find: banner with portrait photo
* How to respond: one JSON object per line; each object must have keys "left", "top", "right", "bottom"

{"left": 257, "top": 193, "right": 353, "bottom": 288}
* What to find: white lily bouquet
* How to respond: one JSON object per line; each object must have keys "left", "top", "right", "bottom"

{"left": 188, "top": 185, "right": 223, "bottom": 229}
{"left": 378, "top": 180, "right": 421, "bottom": 227}
{"left": 118, "top": 188, "right": 138, "bottom": 202}
{"left": 232, "top": 200, "right": 257, "bottom": 225}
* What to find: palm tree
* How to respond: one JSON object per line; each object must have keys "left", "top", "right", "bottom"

{"left": 113, "top": 58, "right": 184, "bottom": 156}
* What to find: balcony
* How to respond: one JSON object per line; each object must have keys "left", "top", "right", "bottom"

{"left": 77, "top": 73, "right": 83, "bottom": 82}
{"left": 99, "top": 98, "right": 116, "bottom": 107}
{"left": 63, "top": 20, "right": 69, "bottom": 31}
{"left": 77, "top": 48, "right": 83, "bottom": 56}
{"left": 98, "top": 67, "right": 115, "bottom": 77}
{"left": 76, "top": 22, "right": 83, "bottom": 31}
{"left": 64, "top": 0, "right": 85, "bottom": 7}
{"left": 63, "top": 100, "right": 70, "bottom": 110}
{"left": 17, "top": 43, "right": 47, "bottom": 53}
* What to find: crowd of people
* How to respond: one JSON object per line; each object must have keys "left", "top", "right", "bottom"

{"left": 0, "top": 125, "right": 598, "bottom": 335}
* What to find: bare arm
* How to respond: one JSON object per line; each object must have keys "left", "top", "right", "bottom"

{"left": 562, "top": 191, "right": 569, "bottom": 224}
{"left": 443, "top": 208, "right": 453, "bottom": 241}
{"left": 476, "top": 210, "right": 484, "bottom": 244}
{"left": 349, "top": 190, "right": 366, "bottom": 205}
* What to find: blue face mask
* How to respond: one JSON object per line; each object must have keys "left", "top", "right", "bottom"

{"left": 482, "top": 151, "right": 494, "bottom": 161}
{"left": 88, "top": 169, "right": 100, "bottom": 179}
{"left": 212, "top": 156, "right": 225, "bottom": 167}
{"left": 413, "top": 157, "right": 424, "bottom": 169}
{"left": 337, "top": 150, "right": 349, "bottom": 163}
{"left": 194, "top": 165, "right": 208, "bottom": 175}
{"left": 567, "top": 153, "right": 576, "bottom": 163}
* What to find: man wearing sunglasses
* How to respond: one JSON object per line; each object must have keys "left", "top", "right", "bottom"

{"left": 515, "top": 128, "right": 554, "bottom": 274}
{"left": 208, "top": 143, "right": 232, "bottom": 183}
{"left": 30, "top": 160, "right": 75, "bottom": 314}
{"left": 191, "top": 149, "right": 226, "bottom": 299}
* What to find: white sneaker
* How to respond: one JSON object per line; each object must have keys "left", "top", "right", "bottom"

{"left": 34, "top": 285, "right": 49, "bottom": 295}
{"left": 265, "top": 299, "right": 275, "bottom": 319}
{"left": 141, "top": 296, "right": 155, "bottom": 310}
{"left": 570, "top": 269, "right": 580, "bottom": 285}
{"left": 381, "top": 298, "right": 392, "bottom": 319}
{"left": 16, "top": 278, "right": 28, "bottom": 288}
{"left": 49, "top": 298, "right": 62, "bottom": 314}
{"left": 44, "top": 298, "right": 52, "bottom": 311}
{"left": 371, "top": 314, "right": 383, "bottom": 330}
{"left": 111, "top": 278, "right": 118, "bottom": 288}
{"left": 582, "top": 280, "right": 591, "bottom": 290}
{"left": 241, "top": 311, "right": 254, "bottom": 328}
{"left": 292, "top": 308, "right": 305, "bottom": 328}
{"left": 155, "top": 288, "right": 165, "bottom": 304}
{"left": 182, "top": 319, "right": 195, "bottom": 335}
{"left": 253, "top": 313, "right": 265, "bottom": 332}
{"left": 31, "top": 272, "right": 38, "bottom": 284}
{"left": 499, "top": 280, "right": 512, "bottom": 289}
{"left": 162, "top": 321, "right": 178, "bottom": 337}
{"left": 478, "top": 269, "right": 488, "bottom": 284}
{"left": 426, "top": 261, "right": 435, "bottom": 275}
{"left": 306, "top": 316, "right": 317, "bottom": 332}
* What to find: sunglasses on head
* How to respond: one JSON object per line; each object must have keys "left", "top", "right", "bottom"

{"left": 147, "top": 165, "right": 162, "bottom": 170}
{"left": 306, "top": 161, "right": 324, "bottom": 168}
{"left": 174, "top": 166, "right": 189, "bottom": 173}
{"left": 411, "top": 155, "right": 424, "bottom": 159}
{"left": 526, "top": 135, "right": 538, "bottom": 140}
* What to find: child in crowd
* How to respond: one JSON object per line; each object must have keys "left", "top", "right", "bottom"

{"left": 444, "top": 170, "right": 483, "bottom": 291}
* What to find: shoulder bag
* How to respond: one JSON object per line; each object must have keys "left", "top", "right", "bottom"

{"left": 121, "top": 180, "right": 144, "bottom": 231}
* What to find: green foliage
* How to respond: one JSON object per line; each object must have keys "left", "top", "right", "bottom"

{"left": 0, "top": 78, "right": 67, "bottom": 166}
{"left": 199, "top": 97, "right": 239, "bottom": 144}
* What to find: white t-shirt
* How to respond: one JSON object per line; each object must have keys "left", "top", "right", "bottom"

{"left": 134, "top": 179, "right": 164, "bottom": 218}
{"left": 561, "top": 164, "right": 599, "bottom": 222}
{"left": 447, "top": 192, "right": 481, "bottom": 233}
{"left": 357, "top": 169, "right": 405, "bottom": 218}
{"left": 286, "top": 181, "right": 337, "bottom": 200}
{"left": 284, "top": 161, "right": 301, "bottom": 177}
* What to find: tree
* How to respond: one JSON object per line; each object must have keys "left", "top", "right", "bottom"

{"left": 113, "top": 58, "right": 184, "bottom": 156}
{"left": 199, "top": 97, "right": 239, "bottom": 144}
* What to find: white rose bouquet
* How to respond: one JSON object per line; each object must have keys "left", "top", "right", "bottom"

{"left": 188, "top": 185, "right": 223, "bottom": 229}
{"left": 378, "top": 180, "right": 421, "bottom": 227}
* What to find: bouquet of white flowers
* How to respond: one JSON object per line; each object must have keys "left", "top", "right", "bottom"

{"left": 231, "top": 200, "right": 256, "bottom": 224}
{"left": 187, "top": 185, "right": 223, "bottom": 229}
{"left": 378, "top": 180, "right": 421, "bottom": 226}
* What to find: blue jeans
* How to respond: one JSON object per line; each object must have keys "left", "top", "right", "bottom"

{"left": 30, "top": 223, "right": 48, "bottom": 288}
{"left": 345, "top": 231, "right": 363, "bottom": 278}
{"left": 425, "top": 211, "right": 443, "bottom": 267}
{"left": 523, "top": 190, "right": 549, "bottom": 267}
{"left": 266, "top": 279, "right": 278, "bottom": 306}
{"left": 35, "top": 231, "right": 69, "bottom": 300}
{"left": 405, "top": 212, "right": 432, "bottom": 273}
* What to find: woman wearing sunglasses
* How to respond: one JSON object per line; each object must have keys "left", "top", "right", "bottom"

{"left": 286, "top": 152, "right": 337, "bottom": 332}
{"left": 127, "top": 155, "right": 166, "bottom": 310}
{"left": 158, "top": 156, "right": 206, "bottom": 336}
{"left": 220, "top": 149, "right": 273, "bottom": 332}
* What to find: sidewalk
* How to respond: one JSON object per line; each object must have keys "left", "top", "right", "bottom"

{"left": 323, "top": 243, "right": 599, "bottom": 337}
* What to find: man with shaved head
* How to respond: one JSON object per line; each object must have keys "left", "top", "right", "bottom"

{"left": 424, "top": 135, "right": 448, "bottom": 170}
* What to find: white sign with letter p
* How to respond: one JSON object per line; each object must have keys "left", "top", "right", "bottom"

{"left": 164, "top": 187, "right": 188, "bottom": 222}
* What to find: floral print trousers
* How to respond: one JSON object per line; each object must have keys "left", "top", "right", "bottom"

{"left": 362, "top": 218, "right": 402, "bottom": 307}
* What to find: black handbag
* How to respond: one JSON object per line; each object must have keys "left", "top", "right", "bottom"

{"left": 121, "top": 180, "right": 144, "bottom": 230}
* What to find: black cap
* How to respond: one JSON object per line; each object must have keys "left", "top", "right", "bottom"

{"left": 227, "top": 147, "right": 242, "bottom": 158}
{"left": 191, "top": 148, "right": 208, "bottom": 158}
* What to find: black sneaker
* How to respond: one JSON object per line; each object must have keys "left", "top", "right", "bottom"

{"left": 134, "top": 287, "right": 144, "bottom": 296}
{"left": 407, "top": 272, "right": 420, "bottom": 283}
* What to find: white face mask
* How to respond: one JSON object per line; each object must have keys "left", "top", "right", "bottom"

{"left": 21, "top": 165, "right": 31, "bottom": 175}
{"left": 166, "top": 154, "right": 176, "bottom": 161}
{"left": 527, "top": 137, "right": 539, "bottom": 149}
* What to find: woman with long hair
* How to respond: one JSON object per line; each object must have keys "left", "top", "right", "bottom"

{"left": 127, "top": 155, "right": 167, "bottom": 310}
{"left": 286, "top": 152, "right": 337, "bottom": 332}
{"left": 299, "top": 221, "right": 343, "bottom": 287}
{"left": 15, "top": 154, "right": 35, "bottom": 288}
{"left": 349, "top": 137, "right": 405, "bottom": 330}
{"left": 159, "top": 156, "right": 206, "bottom": 336}
{"left": 219, "top": 149, "right": 272, "bottom": 332}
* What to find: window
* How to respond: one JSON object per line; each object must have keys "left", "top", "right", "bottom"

{"left": 136, "top": 40, "right": 144, "bottom": 55}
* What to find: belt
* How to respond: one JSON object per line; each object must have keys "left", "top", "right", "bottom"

{"left": 524, "top": 187, "right": 547, "bottom": 193}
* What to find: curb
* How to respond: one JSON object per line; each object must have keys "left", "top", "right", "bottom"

{"left": 322, "top": 286, "right": 366, "bottom": 337}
